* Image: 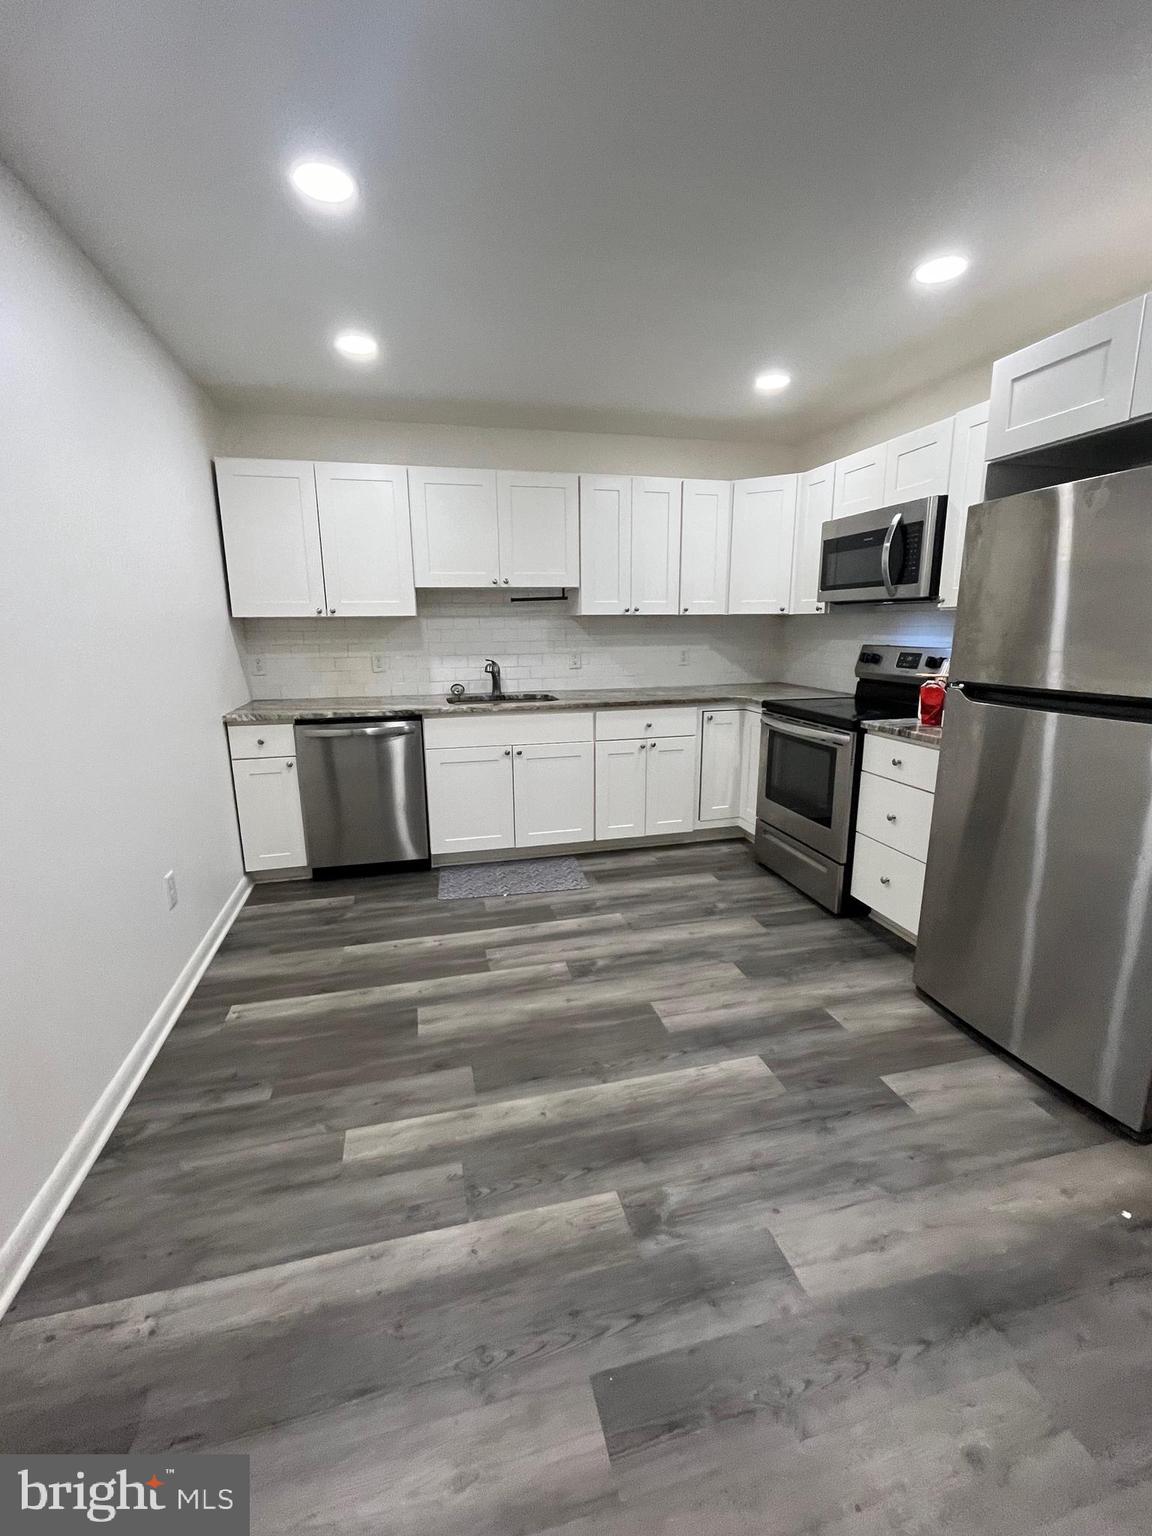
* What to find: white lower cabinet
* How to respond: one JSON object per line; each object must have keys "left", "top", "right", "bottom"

{"left": 231, "top": 755, "right": 307, "bottom": 872}
{"left": 646, "top": 736, "right": 696, "bottom": 835}
{"left": 851, "top": 743, "right": 940, "bottom": 938}
{"left": 698, "top": 709, "right": 742, "bottom": 823}
{"left": 594, "top": 739, "right": 648, "bottom": 840}
{"left": 513, "top": 741, "right": 594, "bottom": 847}
{"left": 425, "top": 744, "right": 516, "bottom": 855}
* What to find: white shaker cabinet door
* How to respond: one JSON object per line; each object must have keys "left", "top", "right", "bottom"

{"left": 645, "top": 736, "right": 697, "bottom": 836}
{"left": 496, "top": 471, "right": 579, "bottom": 587}
{"left": 728, "top": 475, "right": 798, "bottom": 614}
{"left": 630, "top": 477, "right": 682, "bottom": 614}
{"left": 513, "top": 741, "right": 594, "bottom": 847}
{"left": 424, "top": 745, "right": 514, "bottom": 855}
{"left": 577, "top": 475, "right": 632, "bottom": 615}
{"left": 938, "top": 401, "right": 989, "bottom": 609}
{"left": 408, "top": 467, "right": 500, "bottom": 587}
{"left": 986, "top": 296, "right": 1145, "bottom": 460}
{"left": 595, "top": 739, "right": 647, "bottom": 839}
{"left": 697, "top": 710, "right": 742, "bottom": 823}
{"left": 314, "top": 462, "right": 416, "bottom": 616}
{"left": 790, "top": 463, "right": 833, "bottom": 614}
{"left": 882, "top": 418, "right": 954, "bottom": 503}
{"left": 215, "top": 458, "right": 326, "bottom": 618}
{"left": 679, "top": 479, "right": 732, "bottom": 614}
{"left": 231, "top": 756, "right": 307, "bottom": 872}
{"left": 738, "top": 709, "right": 760, "bottom": 830}
{"left": 832, "top": 444, "right": 887, "bottom": 519}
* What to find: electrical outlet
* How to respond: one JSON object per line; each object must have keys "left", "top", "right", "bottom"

{"left": 164, "top": 870, "right": 178, "bottom": 910}
{"left": 250, "top": 655, "right": 267, "bottom": 676}
{"left": 568, "top": 653, "right": 582, "bottom": 671}
{"left": 371, "top": 654, "right": 386, "bottom": 674}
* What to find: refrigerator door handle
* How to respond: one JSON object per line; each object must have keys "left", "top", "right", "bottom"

{"left": 881, "top": 511, "right": 903, "bottom": 597}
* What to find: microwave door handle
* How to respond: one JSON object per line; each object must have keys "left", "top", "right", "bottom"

{"left": 881, "top": 512, "right": 902, "bottom": 597}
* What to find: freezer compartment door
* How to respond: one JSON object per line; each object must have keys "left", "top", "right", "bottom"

{"left": 953, "top": 465, "right": 1152, "bottom": 698}
{"left": 916, "top": 687, "right": 1152, "bottom": 1131}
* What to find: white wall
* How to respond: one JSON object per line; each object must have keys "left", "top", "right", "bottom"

{"left": 0, "top": 164, "right": 249, "bottom": 1301}
{"left": 214, "top": 410, "right": 797, "bottom": 479}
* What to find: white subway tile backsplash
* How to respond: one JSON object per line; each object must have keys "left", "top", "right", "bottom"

{"left": 238, "top": 589, "right": 784, "bottom": 698}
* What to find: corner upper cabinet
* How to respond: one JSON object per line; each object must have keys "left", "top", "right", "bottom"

{"left": 630, "top": 477, "right": 682, "bottom": 614}
{"left": 832, "top": 443, "right": 887, "bottom": 519}
{"left": 215, "top": 459, "right": 327, "bottom": 618}
{"left": 313, "top": 462, "right": 416, "bottom": 616}
{"left": 938, "top": 401, "right": 989, "bottom": 610}
{"left": 986, "top": 296, "right": 1146, "bottom": 460}
{"left": 882, "top": 418, "right": 953, "bottom": 503}
{"left": 408, "top": 466, "right": 500, "bottom": 586}
{"left": 790, "top": 463, "right": 833, "bottom": 614}
{"left": 679, "top": 480, "right": 732, "bottom": 614}
{"left": 496, "top": 471, "right": 579, "bottom": 586}
{"left": 577, "top": 475, "right": 632, "bottom": 614}
{"left": 728, "top": 475, "right": 798, "bottom": 614}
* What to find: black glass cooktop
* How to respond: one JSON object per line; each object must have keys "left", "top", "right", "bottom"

{"left": 761, "top": 692, "right": 920, "bottom": 731}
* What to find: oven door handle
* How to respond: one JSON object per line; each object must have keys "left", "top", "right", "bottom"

{"left": 762, "top": 714, "right": 854, "bottom": 748}
{"left": 880, "top": 511, "right": 903, "bottom": 597}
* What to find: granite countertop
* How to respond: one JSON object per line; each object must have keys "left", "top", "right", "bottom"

{"left": 224, "top": 682, "right": 835, "bottom": 726}
{"left": 863, "top": 718, "right": 943, "bottom": 750}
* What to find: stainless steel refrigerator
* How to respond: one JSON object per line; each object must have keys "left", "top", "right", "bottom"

{"left": 916, "top": 464, "right": 1152, "bottom": 1133}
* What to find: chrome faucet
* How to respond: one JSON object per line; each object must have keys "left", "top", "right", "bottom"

{"left": 484, "top": 658, "right": 503, "bottom": 698}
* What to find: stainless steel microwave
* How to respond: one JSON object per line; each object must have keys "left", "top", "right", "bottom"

{"left": 817, "top": 496, "right": 946, "bottom": 604}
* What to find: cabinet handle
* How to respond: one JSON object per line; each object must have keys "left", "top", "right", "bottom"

{"left": 879, "top": 874, "right": 890, "bottom": 885}
{"left": 886, "top": 812, "right": 897, "bottom": 823}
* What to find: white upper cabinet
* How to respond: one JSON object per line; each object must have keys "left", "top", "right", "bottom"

{"left": 630, "top": 477, "right": 682, "bottom": 614}
{"left": 1127, "top": 298, "right": 1152, "bottom": 420}
{"left": 832, "top": 443, "right": 888, "bottom": 519}
{"left": 215, "top": 459, "right": 327, "bottom": 618}
{"left": 790, "top": 462, "right": 833, "bottom": 615}
{"left": 986, "top": 296, "right": 1146, "bottom": 460}
{"left": 938, "top": 401, "right": 989, "bottom": 610}
{"left": 728, "top": 475, "right": 798, "bottom": 614}
{"left": 577, "top": 475, "right": 632, "bottom": 615}
{"left": 496, "top": 471, "right": 579, "bottom": 587}
{"left": 408, "top": 466, "right": 500, "bottom": 586}
{"left": 679, "top": 480, "right": 732, "bottom": 615}
{"left": 313, "top": 463, "right": 416, "bottom": 617}
{"left": 882, "top": 418, "right": 954, "bottom": 503}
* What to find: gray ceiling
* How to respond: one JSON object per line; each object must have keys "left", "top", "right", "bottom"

{"left": 2, "top": 0, "right": 1152, "bottom": 442}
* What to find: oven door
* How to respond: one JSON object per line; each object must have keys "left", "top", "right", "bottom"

{"left": 757, "top": 713, "right": 857, "bottom": 861}
{"left": 817, "top": 498, "right": 943, "bottom": 603}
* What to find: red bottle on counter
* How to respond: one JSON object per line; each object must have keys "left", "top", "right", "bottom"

{"left": 919, "top": 675, "right": 947, "bottom": 729}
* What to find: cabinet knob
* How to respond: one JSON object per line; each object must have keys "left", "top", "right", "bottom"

{"left": 632, "top": 606, "right": 640, "bottom": 613}
{"left": 706, "top": 713, "right": 713, "bottom": 721}
{"left": 891, "top": 757, "right": 903, "bottom": 767}
{"left": 329, "top": 607, "right": 336, "bottom": 615}
{"left": 879, "top": 874, "right": 891, "bottom": 885}
{"left": 256, "top": 738, "right": 265, "bottom": 746}
{"left": 515, "top": 748, "right": 523, "bottom": 756}
{"left": 649, "top": 741, "right": 656, "bottom": 749}
{"left": 286, "top": 760, "right": 294, "bottom": 769}
{"left": 645, "top": 722, "right": 653, "bottom": 729}
{"left": 315, "top": 607, "right": 322, "bottom": 614}
{"left": 492, "top": 578, "right": 499, "bottom": 585}
{"left": 682, "top": 605, "right": 688, "bottom": 612}
{"left": 503, "top": 749, "right": 511, "bottom": 756}
{"left": 502, "top": 578, "right": 510, "bottom": 585}
{"left": 778, "top": 605, "right": 786, "bottom": 613}
{"left": 886, "top": 812, "right": 897, "bottom": 823}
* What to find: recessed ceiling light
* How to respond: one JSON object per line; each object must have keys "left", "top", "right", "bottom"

{"left": 333, "top": 330, "right": 379, "bottom": 362}
{"left": 289, "top": 159, "right": 358, "bottom": 206}
{"left": 912, "top": 253, "right": 969, "bottom": 287}
{"left": 754, "top": 369, "right": 792, "bottom": 394}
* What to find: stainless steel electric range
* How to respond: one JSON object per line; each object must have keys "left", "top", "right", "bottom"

{"left": 754, "top": 642, "right": 949, "bottom": 913}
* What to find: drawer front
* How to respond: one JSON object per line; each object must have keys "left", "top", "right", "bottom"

{"left": 862, "top": 734, "right": 939, "bottom": 793}
{"left": 423, "top": 710, "right": 593, "bottom": 750}
{"left": 856, "top": 772, "right": 935, "bottom": 862}
{"left": 228, "top": 723, "right": 296, "bottom": 759}
{"left": 851, "top": 833, "right": 925, "bottom": 937}
{"left": 595, "top": 707, "right": 698, "bottom": 741}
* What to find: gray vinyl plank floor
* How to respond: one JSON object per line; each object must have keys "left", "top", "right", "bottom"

{"left": 5, "top": 839, "right": 1152, "bottom": 1534}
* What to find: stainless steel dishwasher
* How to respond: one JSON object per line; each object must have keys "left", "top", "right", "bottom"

{"left": 294, "top": 718, "right": 430, "bottom": 869}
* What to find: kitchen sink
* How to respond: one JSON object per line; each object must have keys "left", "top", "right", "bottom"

{"left": 444, "top": 691, "right": 558, "bottom": 704}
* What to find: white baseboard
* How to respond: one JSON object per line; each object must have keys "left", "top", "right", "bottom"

{"left": 0, "top": 875, "right": 251, "bottom": 1320}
